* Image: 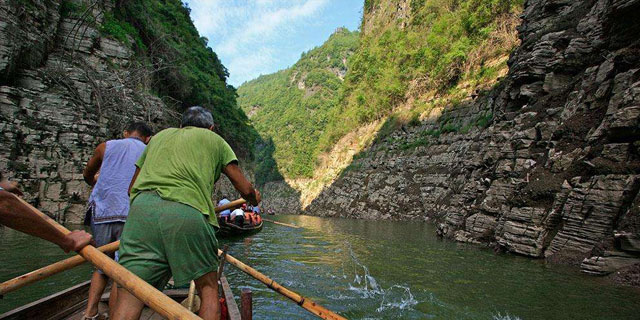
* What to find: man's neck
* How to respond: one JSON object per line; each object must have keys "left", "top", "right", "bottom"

{"left": 127, "top": 136, "right": 145, "bottom": 143}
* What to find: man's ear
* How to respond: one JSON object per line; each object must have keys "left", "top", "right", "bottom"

{"left": 123, "top": 130, "right": 131, "bottom": 138}
{"left": 209, "top": 125, "right": 214, "bottom": 131}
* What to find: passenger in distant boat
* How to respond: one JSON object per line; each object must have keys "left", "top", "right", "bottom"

{"left": 242, "top": 203, "right": 256, "bottom": 226}
{"left": 0, "top": 173, "right": 93, "bottom": 253}
{"left": 231, "top": 208, "right": 245, "bottom": 226}
{"left": 113, "top": 106, "right": 260, "bottom": 320}
{"left": 218, "top": 196, "right": 231, "bottom": 222}
{"left": 82, "top": 121, "right": 153, "bottom": 320}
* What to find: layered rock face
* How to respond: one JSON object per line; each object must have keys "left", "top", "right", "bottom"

{"left": 0, "top": 0, "right": 173, "bottom": 223}
{"left": 307, "top": 0, "right": 640, "bottom": 277}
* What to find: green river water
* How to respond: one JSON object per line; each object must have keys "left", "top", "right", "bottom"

{"left": 1, "top": 215, "right": 639, "bottom": 319}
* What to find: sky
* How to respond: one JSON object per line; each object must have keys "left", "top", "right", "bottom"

{"left": 183, "top": 0, "right": 363, "bottom": 87}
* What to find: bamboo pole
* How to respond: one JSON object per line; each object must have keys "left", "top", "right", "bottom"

{"left": 219, "top": 250, "right": 346, "bottom": 320}
{"left": 262, "top": 218, "right": 300, "bottom": 229}
{"left": 11, "top": 195, "right": 200, "bottom": 320}
{"left": 0, "top": 241, "right": 119, "bottom": 296}
{"left": 215, "top": 199, "right": 246, "bottom": 213}
{"left": 185, "top": 281, "right": 197, "bottom": 312}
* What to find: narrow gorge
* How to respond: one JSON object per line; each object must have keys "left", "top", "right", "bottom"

{"left": 241, "top": 0, "right": 640, "bottom": 283}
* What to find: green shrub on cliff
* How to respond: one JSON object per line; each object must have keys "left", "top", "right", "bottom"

{"left": 105, "top": 0, "right": 257, "bottom": 158}
{"left": 318, "top": 0, "right": 522, "bottom": 152}
{"left": 238, "top": 29, "right": 360, "bottom": 180}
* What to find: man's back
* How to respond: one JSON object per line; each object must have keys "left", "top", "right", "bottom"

{"left": 89, "top": 138, "right": 146, "bottom": 223}
{"left": 131, "top": 127, "right": 237, "bottom": 227}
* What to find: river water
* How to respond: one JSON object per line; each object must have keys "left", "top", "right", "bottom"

{"left": 1, "top": 215, "right": 639, "bottom": 319}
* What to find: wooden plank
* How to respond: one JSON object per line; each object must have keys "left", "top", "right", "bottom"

{"left": 241, "top": 289, "right": 252, "bottom": 320}
{"left": 220, "top": 275, "right": 241, "bottom": 320}
{"left": 0, "top": 281, "right": 91, "bottom": 320}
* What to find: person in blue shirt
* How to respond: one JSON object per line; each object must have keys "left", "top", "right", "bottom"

{"left": 217, "top": 196, "right": 231, "bottom": 222}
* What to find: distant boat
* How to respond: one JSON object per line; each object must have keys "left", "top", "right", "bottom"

{"left": 216, "top": 218, "right": 263, "bottom": 238}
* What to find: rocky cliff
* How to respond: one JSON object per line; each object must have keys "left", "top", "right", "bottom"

{"left": 0, "top": 0, "right": 254, "bottom": 223}
{"left": 307, "top": 0, "right": 640, "bottom": 281}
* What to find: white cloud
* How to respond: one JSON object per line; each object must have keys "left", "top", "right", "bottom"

{"left": 185, "top": 0, "right": 329, "bottom": 86}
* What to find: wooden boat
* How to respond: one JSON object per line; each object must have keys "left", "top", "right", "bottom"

{"left": 216, "top": 219, "right": 263, "bottom": 238}
{"left": 0, "top": 274, "right": 241, "bottom": 320}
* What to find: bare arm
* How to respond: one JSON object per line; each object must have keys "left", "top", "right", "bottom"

{"left": 0, "top": 191, "right": 92, "bottom": 252}
{"left": 223, "top": 163, "right": 261, "bottom": 205}
{"left": 83, "top": 142, "right": 106, "bottom": 186}
{"left": 0, "top": 180, "right": 23, "bottom": 196}
{"left": 128, "top": 166, "right": 141, "bottom": 195}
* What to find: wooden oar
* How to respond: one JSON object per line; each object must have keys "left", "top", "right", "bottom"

{"left": 0, "top": 241, "right": 119, "bottom": 296}
{"left": 262, "top": 218, "right": 300, "bottom": 229}
{"left": 215, "top": 198, "right": 247, "bottom": 213}
{"left": 219, "top": 250, "right": 346, "bottom": 320}
{"left": 10, "top": 195, "right": 200, "bottom": 320}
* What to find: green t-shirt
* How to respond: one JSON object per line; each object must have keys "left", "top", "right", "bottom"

{"left": 131, "top": 127, "right": 238, "bottom": 227}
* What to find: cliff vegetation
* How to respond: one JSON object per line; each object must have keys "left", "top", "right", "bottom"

{"left": 67, "top": 0, "right": 258, "bottom": 157}
{"left": 238, "top": 28, "right": 359, "bottom": 182}
{"left": 239, "top": 0, "right": 523, "bottom": 184}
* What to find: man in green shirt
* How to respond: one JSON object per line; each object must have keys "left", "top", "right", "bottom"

{"left": 112, "top": 106, "right": 260, "bottom": 320}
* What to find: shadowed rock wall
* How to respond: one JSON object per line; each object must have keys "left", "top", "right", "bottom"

{"left": 307, "top": 0, "right": 640, "bottom": 278}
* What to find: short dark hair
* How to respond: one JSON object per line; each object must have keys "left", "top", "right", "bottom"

{"left": 125, "top": 121, "right": 153, "bottom": 137}
{"left": 182, "top": 106, "right": 214, "bottom": 129}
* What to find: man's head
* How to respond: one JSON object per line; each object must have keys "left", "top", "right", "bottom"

{"left": 181, "top": 106, "right": 214, "bottom": 130}
{"left": 123, "top": 121, "right": 153, "bottom": 144}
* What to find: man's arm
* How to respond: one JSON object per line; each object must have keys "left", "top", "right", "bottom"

{"left": 128, "top": 166, "right": 141, "bottom": 195}
{"left": 0, "top": 180, "right": 23, "bottom": 196}
{"left": 223, "top": 163, "right": 261, "bottom": 205}
{"left": 83, "top": 142, "right": 106, "bottom": 186}
{"left": 0, "top": 191, "right": 92, "bottom": 252}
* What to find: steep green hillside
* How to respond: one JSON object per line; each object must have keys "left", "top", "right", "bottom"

{"left": 238, "top": 28, "right": 359, "bottom": 181}
{"left": 320, "top": 0, "right": 523, "bottom": 150}
{"left": 86, "top": 0, "right": 257, "bottom": 157}
{"left": 240, "top": 0, "right": 522, "bottom": 184}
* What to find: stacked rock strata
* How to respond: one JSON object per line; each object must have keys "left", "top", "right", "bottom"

{"left": 0, "top": 1, "right": 172, "bottom": 223}
{"left": 307, "top": 0, "right": 640, "bottom": 278}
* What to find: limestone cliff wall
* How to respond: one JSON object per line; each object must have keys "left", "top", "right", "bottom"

{"left": 307, "top": 0, "right": 640, "bottom": 277}
{"left": 0, "top": 0, "right": 175, "bottom": 223}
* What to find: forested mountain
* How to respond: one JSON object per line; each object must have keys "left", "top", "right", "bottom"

{"left": 239, "top": 0, "right": 522, "bottom": 184}
{"left": 238, "top": 28, "right": 359, "bottom": 182}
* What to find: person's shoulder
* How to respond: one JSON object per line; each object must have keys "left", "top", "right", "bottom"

{"left": 148, "top": 128, "right": 176, "bottom": 141}
{"left": 156, "top": 128, "right": 177, "bottom": 136}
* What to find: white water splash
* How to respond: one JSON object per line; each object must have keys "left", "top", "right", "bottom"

{"left": 340, "top": 242, "right": 418, "bottom": 313}
{"left": 493, "top": 312, "right": 522, "bottom": 320}
{"left": 376, "top": 285, "right": 418, "bottom": 312}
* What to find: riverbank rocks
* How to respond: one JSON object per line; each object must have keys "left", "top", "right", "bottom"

{"left": 306, "top": 0, "right": 640, "bottom": 282}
